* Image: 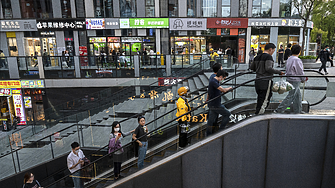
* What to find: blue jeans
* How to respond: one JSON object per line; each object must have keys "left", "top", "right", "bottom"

{"left": 207, "top": 104, "right": 231, "bottom": 136}
{"left": 72, "top": 171, "right": 83, "bottom": 188}
{"left": 276, "top": 81, "right": 302, "bottom": 114}
{"left": 138, "top": 141, "right": 148, "bottom": 169}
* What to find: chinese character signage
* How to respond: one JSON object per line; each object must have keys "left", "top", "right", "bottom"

{"left": 0, "top": 20, "right": 37, "bottom": 31}
{"left": 158, "top": 77, "right": 185, "bottom": 86}
{"left": 169, "top": 18, "right": 207, "bottom": 30}
{"left": 24, "top": 97, "right": 32, "bottom": 108}
{"left": 248, "top": 19, "right": 312, "bottom": 28}
{"left": 86, "top": 19, "right": 105, "bottom": 29}
{"left": 37, "top": 19, "right": 85, "bottom": 30}
{"left": 12, "top": 89, "right": 26, "bottom": 125}
{"left": 0, "top": 81, "right": 21, "bottom": 88}
{"left": 21, "top": 80, "right": 44, "bottom": 88}
{"left": 207, "top": 18, "right": 248, "bottom": 28}
{"left": 105, "top": 18, "right": 120, "bottom": 29}
{"left": 0, "top": 89, "right": 11, "bottom": 96}
{"left": 120, "top": 18, "right": 169, "bottom": 28}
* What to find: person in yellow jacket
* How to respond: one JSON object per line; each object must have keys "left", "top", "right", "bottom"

{"left": 176, "top": 86, "right": 190, "bottom": 148}
{"left": 209, "top": 48, "right": 219, "bottom": 68}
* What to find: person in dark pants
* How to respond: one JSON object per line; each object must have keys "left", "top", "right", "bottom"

{"left": 257, "top": 47, "right": 263, "bottom": 56}
{"left": 250, "top": 43, "right": 284, "bottom": 115}
{"left": 330, "top": 46, "right": 334, "bottom": 67}
{"left": 207, "top": 70, "right": 232, "bottom": 136}
{"left": 277, "top": 45, "right": 284, "bottom": 67}
{"left": 176, "top": 86, "right": 191, "bottom": 148}
{"left": 284, "top": 43, "right": 292, "bottom": 64}
{"left": 132, "top": 116, "right": 149, "bottom": 170}
{"left": 316, "top": 45, "right": 331, "bottom": 75}
{"left": 108, "top": 121, "right": 135, "bottom": 180}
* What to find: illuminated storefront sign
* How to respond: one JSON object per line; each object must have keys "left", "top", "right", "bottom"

{"left": 207, "top": 18, "right": 248, "bottom": 28}
{"left": 0, "top": 89, "right": 11, "bottom": 96}
{"left": 0, "top": 20, "right": 37, "bottom": 31}
{"left": 86, "top": 19, "right": 105, "bottom": 29}
{"left": 105, "top": 18, "right": 120, "bottom": 29}
{"left": 21, "top": 80, "right": 45, "bottom": 88}
{"left": 12, "top": 89, "right": 26, "bottom": 125}
{"left": 0, "top": 81, "right": 21, "bottom": 88}
{"left": 248, "top": 19, "right": 313, "bottom": 28}
{"left": 120, "top": 18, "right": 169, "bottom": 29}
{"left": 169, "top": 18, "right": 207, "bottom": 30}
{"left": 37, "top": 19, "right": 85, "bottom": 30}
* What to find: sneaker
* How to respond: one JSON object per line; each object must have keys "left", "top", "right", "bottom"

{"left": 325, "top": 72, "right": 329, "bottom": 75}
{"left": 273, "top": 110, "right": 278, "bottom": 114}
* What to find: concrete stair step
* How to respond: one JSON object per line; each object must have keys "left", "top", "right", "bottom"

{"left": 198, "top": 74, "right": 209, "bottom": 87}
{"left": 193, "top": 77, "right": 204, "bottom": 90}
{"left": 188, "top": 79, "right": 197, "bottom": 93}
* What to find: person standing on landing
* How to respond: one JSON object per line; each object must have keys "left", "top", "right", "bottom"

{"left": 274, "top": 45, "right": 307, "bottom": 114}
{"left": 132, "top": 116, "right": 149, "bottom": 170}
{"left": 250, "top": 43, "right": 284, "bottom": 115}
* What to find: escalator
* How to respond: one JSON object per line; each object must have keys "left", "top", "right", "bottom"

{"left": 40, "top": 71, "right": 332, "bottom": 188}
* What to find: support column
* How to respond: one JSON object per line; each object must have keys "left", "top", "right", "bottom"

{"left": 230, "top": 0, "right": 239, "bottom": 17}
{"left": 217, "top": 0, "right": 222, "bottom": 17}
{"left": 10, "top": 0, "right": 21, "bottom": 18}
{"left": 8, "top": 57, "right": 19, "bottom": 79}
{"left": 306, "top": 29, "right": 310, "bottom": 55}
{"left": 155, "top": 0, "right": 160, "bottom": 17}
{"left": 299, "top": 28, "right": 303, "bottom": 46}
{"left": 55, "top": 31, "right": 65, "bottom": 56}
{"left": 37, "top": 57, "right": 45, "bottom": 79}
{"left": 270, "top": 27, "right": 278, "bottom": 62}
{"left": 248, "top": 0, "right": 253, "bottom": 17}
{"left": 73, "top": 31, "right": 80, "bottom": 56}
{"left": 178, "top": 0, "right": 186, "bottom": 17}
{"left": 52, "top": 0, "right": 62, "bottom": 18}
{"left": 245, "top": 27, "right": 252, "bottom": 64}
{"left": 134, "top": 55, "right": 140, "bottom": 77}
{"left": 113, "top": 0, "right": 120, "bottom": 17}
{"left": 71, "top": 0, "right": 77, "bottom": 18}
{"left": 74, "top": 56, "right": 81, "bottom": 78}
{"left": 156, "top": 29, "right": 161, "bottom": 54}
{"left": 196, "top": 0, "right": 201, "bottom": 17}
{"left": 166, "top": 55, "right": 171, "bottom": 76}
{"left": 85, "top": 0, "right": 94, "bottom": 17}
{"left": 0, "top": 33, "right": 9, "bottom": 56}
{"left": 16, "top": 32, "right": 25, "bottom": 56}
{"left": 115, "top": 30, "right": 121, "bottom": 36}
{"left": 137, "top": 0, "right": 145, "bottom": 17}
{"left": 0, "top": 1, "right": 3, "bottom": 19}
{"left": 271, "top": 0, "right": 279, "bottom": 17}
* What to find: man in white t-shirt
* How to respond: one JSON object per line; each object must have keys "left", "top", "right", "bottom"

{"left": 67, "top": 142, "right": 85, "bottom": 188}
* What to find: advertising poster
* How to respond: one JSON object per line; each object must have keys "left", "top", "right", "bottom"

{"left": 12, "top": 90, "right": 26, "bottom": 125}
{"left": 24, "top": 97, "right": 32, "bottom": 108}
{"left": 251, "top": 35, "right": 259, "bottom": 53}
{"left": 79, "top": 46, "right": 88, "bottom": 66}
{"left": 86, "top": 19, "right": 105, "bottom": 29}
{"left": 238, "top": 37, "right": 245, "bottom": 63}
{"left": 0, "top": 89, "right": 11, "bottom": 96}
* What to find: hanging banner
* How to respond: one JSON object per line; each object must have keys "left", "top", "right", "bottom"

{"left": 207, "top": 18, "right": 248, "bottom": 28}
{"left": 169, "top": 18, "right": 207, "bottom": 30}
{"left": 12, "top": 89, "right": 26, "bottom": 125}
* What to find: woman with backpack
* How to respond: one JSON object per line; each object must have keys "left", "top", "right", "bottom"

{"left": 108, "top": 121, "right": 134, "bottom": 180}
{"left": 23, "top": 172, "right": 43, "bottom": 188}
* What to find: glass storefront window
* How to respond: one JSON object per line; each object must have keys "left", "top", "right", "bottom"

{"left": 94, "top": 0, "right": 113, "bottom": 18}
{"left": 61, "top": 0, "right": 71, "bottom": 18}
{"left": 289, "top": 36, "right": 299, "bottom": 46}
{"left": 239, "top": 0, "right": 247, "bottom": 17}
{"left": 277, "top": 35, "right": 288, "bottom": 50}
{"left": 172, "top": 37, "right": 206, "bottom": 54}
{"left": 120, "top": 0, "right": 136, "bottom": 17}
{"left": 20, "top": 0, "right": 53, "bottom": 19}
{"left": 7, "top": 38, "right": 18, "bottom": 56}
{"left": 222, "top": 0, "right": 230, "bottom": 17}
{"left": 202, "top": 0, "right": 217, "bottom": 17}
{"left": 221, "top": 28, "right": 230, "bottom": 35}
{"left": 252, "top": 0, "right": 271, "bottom": 17}
{"left": 1, "top": 0, "right": 12, "bottom": 18}
{"left": 169, "top": 0, "right": 178, "bottom": 17}
{"left": 146, "top": 0, "right": 155, "bottom": 17}
{"left": 24, "top": 38, "right": 41, "bottom": 56}
{"left": 107, "top": 37, "right": 121, "bottom": 55}
{"left": 187, "top": 0, "right": 196, "bottom": 17}
{"left": 75, "top": 0, "right": 85, "bottom": 17}
{"left": 280, "top": 0, "right": 291, "bottom": 17}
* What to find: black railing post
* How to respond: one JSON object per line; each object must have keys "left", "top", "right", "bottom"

{"left": 8, "top": 136, "right": 17, "bottom": 174}
{"left": 50, "top": 136, "right": 55, "bottom": 159}
{"left": 15, "top": 150, "right": 21, "bottom": 172}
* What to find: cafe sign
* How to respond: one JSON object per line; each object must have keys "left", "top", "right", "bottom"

{"left": 120, "top": 18, "right": 169, "bottom": 29}
{"left": 169, "top": 18, "right": 207, "bottom": 31}
{"left": 0, "top": 20, "right": 37, "bottom": 31}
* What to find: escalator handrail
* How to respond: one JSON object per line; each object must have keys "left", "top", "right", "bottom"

{"left": 44, "top": 73, "right": 334, "bottom": 187}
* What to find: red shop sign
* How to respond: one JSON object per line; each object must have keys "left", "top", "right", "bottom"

{"left": 207, "top": 18, "right": 248, "bottom": 28}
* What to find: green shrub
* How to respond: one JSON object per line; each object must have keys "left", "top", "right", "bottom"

{"left": 298, "top": 55, "right": 317, "bottom": 59}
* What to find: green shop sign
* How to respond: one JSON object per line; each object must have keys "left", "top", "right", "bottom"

{"left": 120, "top": 18, "right": 169, "bottom": 28}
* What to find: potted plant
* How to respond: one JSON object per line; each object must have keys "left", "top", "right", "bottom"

{"left": 298, "top": 55, "right": 317, "bottom": 63}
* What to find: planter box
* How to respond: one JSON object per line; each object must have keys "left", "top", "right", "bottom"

{"left": 301, "top": 59, "right": 320, "bottom": 69}
{"left": 301, "top": 59, "right": 316, "bottom": 64}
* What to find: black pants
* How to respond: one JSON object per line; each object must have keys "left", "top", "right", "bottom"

{"left": 178, "top": 120, "right": 188, "bottom": 147}
{"left": 278, "top": 57, "right": 283, "bottom": 66}
{"left": 319, "top": 60, "right": 327, "bottom": 73}
{"left": 255, "top": 80, "right": 273, "bottom": 114}
{"left": 114, "top": 162, "right": 122, "bottom": 177}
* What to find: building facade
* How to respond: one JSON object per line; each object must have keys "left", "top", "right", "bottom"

{"left": 0, "top": 0, "right": 313, "bottom": 63}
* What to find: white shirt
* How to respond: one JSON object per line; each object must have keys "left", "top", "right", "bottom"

{"left": 67, "top": 149, "right": 85, "bottom": 173}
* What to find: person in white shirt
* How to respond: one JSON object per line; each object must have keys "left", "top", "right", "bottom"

{"left": 67, "top": 142, "right": 85, "bottom": 188}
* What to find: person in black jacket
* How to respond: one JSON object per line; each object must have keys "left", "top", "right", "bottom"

{"left": 284, "top": 43, "right": 292, "bottom": 63}
{"left": 316, "top": 45, "right": 331, "bottom": 75}
{"left": 250, "top": 43, "right": 284, "bottom": 115}
{"left": 23, "top": 172, "right": 43, "bottom": 188}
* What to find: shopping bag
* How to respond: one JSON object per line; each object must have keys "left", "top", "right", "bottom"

{"left": 273, "top": 78, "right": 294, "bottom": 94}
